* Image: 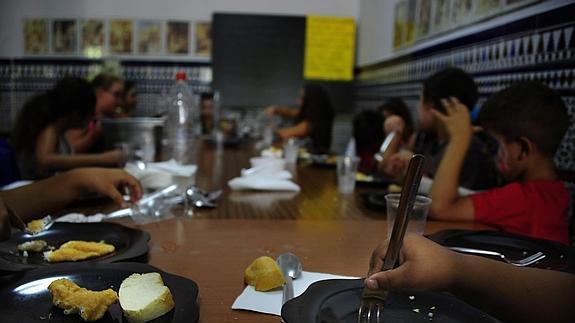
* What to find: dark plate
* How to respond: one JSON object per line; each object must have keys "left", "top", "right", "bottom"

{"left": 427, "top": 229, "right": 573, "bottom": 271}
{"left": 359, "top": 191, "right": 389, "bottom": 212}
{"left": 355, "top": 173, "right": 396, "bottom": 188}
{"left": 309, "top": 154, "right": 337, "bottom": 168}
{"left": 0, "top": 222, "right": 150, "bottom": 272}
{"left": 0, "top": 262, "right": 199, "bottom": 323}
{"left": 282, "top": 279, "right": 500, "bottom": 323}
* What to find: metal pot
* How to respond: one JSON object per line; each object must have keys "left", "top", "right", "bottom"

{"left": 101, "top": 117, "right": 165, "bottom": 161}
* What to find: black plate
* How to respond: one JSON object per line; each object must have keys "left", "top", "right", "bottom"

{"left": 427, "top": 229, "right": 573, "bottom": 271}
{"left": 0, "top": 222, "right": 150, "bottom": 272}
{"left": 282, "top": 279, "right": 500, "bottom": 323}
{"left": 0, "top": 262, "right": 198, "bottom": 323}
{"left": 359, "top": 191, "right": 389, "bottom": 212}
{"left": 355, "top": 174, "right": 396, "bottom": 188}
{"left": 309, "top": 154, "right": 337, "bottom": 168}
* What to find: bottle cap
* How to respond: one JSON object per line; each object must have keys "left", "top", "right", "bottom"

{"left": 176, "top": 72, "right": 187, "bottom": 81}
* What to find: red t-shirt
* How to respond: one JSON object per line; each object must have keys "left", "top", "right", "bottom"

{"left": 471, "top": 181, "right": 570, "bottom": 245}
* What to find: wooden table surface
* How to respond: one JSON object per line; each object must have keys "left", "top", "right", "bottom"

{"left": 105, "top": 141, "right": 490, "bottom": 323}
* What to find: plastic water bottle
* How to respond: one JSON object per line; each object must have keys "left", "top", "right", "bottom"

{"left": 166, "top": 72, "right": 197, "bottom": 162}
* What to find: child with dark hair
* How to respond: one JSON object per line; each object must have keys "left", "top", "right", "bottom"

{"left": 353, "top": 109, "right": 384, "bottom": 172}
{"left": 265, "top": 84, "right": 334, "bottom": 153}
{"left": 12, "top": 77, "right": 124, "bottom": 179}
{"left": 66, "top": 73, "right": 124, "bottom": 152}
{"left": 429, "top": 82, "right": 570, "bottom": 245}
{"left": 384, "top": 68, "right": 500, "bottom": 191}
{"left": 378, "top": 97, "right": 414, "bottom": 143}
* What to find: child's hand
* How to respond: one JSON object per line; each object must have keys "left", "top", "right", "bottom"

{"left": 382, "top": 151, "right": 412, "bottom": 178}
{"left": 365, "top": 234, "right": 462, "bottom": 292}
{"left": 384, "top": 115, "right": 406, "bottom": 136}
{"left": 432, "top": 97, "right": 473, "bottom": 142}
{"left": 69, "top": 168, "right": 143, "bottom": 207}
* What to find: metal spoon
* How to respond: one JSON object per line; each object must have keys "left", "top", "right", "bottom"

{"left": 276, "top": 252, "right": 303, "bottom": 305}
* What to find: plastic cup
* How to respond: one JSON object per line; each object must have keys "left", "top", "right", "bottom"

{"left": 385, "top": 193, "right": 432, "bottom": 237}
{"left": 283, "top": 138, "right": 298, "bottom": 164}
{"left": 336, "top": 156, "right": 360, "bottom": 194}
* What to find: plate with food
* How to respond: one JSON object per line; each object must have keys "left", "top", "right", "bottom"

{"left": 309, "top": 154, "right": 337, "bottom": 168}
{"left": 281, "top": 279, "right": 500, "bottom": 323}
{"left": 0, "top": 262, "right": 199, "bottom": 322}
{"left": 355, "top": 172, "right": 398, "bottom": 188}
{"left": 0, "top": 222, "right": 150, "bottom": 272}
{"left": 427, "top": 229, "right": 574, "bottom": 271}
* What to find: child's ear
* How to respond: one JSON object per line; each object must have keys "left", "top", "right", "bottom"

{"left": 517, "top": 137, "right": 534, "bottom": 159}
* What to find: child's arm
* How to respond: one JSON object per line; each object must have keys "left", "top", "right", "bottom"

{"left": 0, "top": 168, "right": 142, "bottom": 223}
{"left": 276, "top": 120, "right": 310, "bottom": 141}
{"left": 35, "top": 126, "right": 123, "bottom": 174}
{"left": 366, "top": 234, "right": 575, "bottom": 323}
{"left": 428, "top": 98, "right": 475, "bottom": 220}
{"left": 264, "top": 105, "right": 299, "bottom": 119}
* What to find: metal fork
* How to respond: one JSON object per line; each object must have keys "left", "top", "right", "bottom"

{"left": 358, "top": 154, "right": 426, "bottom": 323}
{"left": 449, "top": 247, "right": 546, "bottom": 267}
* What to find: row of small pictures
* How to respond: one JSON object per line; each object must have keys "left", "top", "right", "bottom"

{"left": 393, "top": 0, "right": 539, "bottom": 49}
{"left": 23, "top": 18, "right": 212, "bottom": 57}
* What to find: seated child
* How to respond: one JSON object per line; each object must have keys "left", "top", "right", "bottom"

{"left": 383, "top": 68, "right": 500, "bottom": 191}
{"left": 11, "top": 77, "right": 124, "bottom": 179}
{"left": 429, "top": 82, "right": 570, "bottom": 245}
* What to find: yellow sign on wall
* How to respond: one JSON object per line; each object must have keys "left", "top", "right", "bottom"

{"left": 304, "top": 16, "right": 356, "bottom": 81}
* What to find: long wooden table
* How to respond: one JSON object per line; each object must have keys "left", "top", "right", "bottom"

{"left": 107, "top": 141, "right": 490, "bottom": 323}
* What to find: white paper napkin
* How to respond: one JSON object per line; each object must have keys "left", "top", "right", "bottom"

{"left": 55, "top": 213, "right": 105, "bottom": 223}
{"left": 228, "top": 176, "right": 300, "bottom": 191}
{"left": 418, "top": 176, "right": 477, "bottom": 197}
{"left": 232, "top": 271, "right": 358, "bottom": 316}
{"left": 125, "top": 159, "right": 197, "bottom": 189}
{"left": 1, "top": 180, "right": 34, "bottom": 191}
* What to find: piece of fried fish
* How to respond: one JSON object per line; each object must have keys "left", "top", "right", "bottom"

{"left": 48, "top": 278, "right": 118, "bottom": 321}
{"left": 46, "top": 241, "right": 115, "bottom": 262}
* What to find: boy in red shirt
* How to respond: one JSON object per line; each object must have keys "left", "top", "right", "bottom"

{"left": 429, "top": 82, "right": 570, "bottom": 245}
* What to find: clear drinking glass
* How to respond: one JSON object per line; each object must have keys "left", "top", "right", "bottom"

{"left": 283, "top": 138, "right": 298, "bottom": 164}
{"left": 336, "top": 156, "right": 360, "bottom": 194}
{"left": 385, "top": 193, "right": 432, "bottom": 237}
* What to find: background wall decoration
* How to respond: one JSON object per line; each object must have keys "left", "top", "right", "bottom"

{"left": 110, "top": 20, "right": 133, "bottom": 54}
{"left": 167, "top": 21, "right": 189, "bottom": 55}
{"left": 24, "top": 19, "right": 48, "bottom": 54}
{"left": 138, "top": 20, "right": 162, "bottom": 55}
{"left": 52, "top": 20, "right": 77, "bottom": 54}
{"left": 81, "top": 20, "right": 104, "bottom": 57}
{"left": 195, "top": 22, "right": 212, "bottom": 56}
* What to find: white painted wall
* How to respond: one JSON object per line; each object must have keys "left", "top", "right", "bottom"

{"left": 358, "top": 0, "right": 400, "bottom": 66}
{"left": 0, "top": 0, "right": 359, "bottom": 58}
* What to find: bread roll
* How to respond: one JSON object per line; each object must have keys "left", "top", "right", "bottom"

{"left": 119, "top": 272, "right": 175, "bottom": 323}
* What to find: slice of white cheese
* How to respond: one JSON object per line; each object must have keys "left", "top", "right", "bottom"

{"left": 119, "top": 272, "right": 175, "bottom": 323}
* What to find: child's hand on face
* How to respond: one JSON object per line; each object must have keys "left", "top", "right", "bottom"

{"left": 431, "top": 97, "right": 473, "bottom": 142}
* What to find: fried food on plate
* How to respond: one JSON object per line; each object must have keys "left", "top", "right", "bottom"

{"left": 26, "top": 219, "right": 46, "bottom": 234}
{"left": 17, "top": 240, "right": 47, "bottom": 252}
{"left": 46, "top": 240, "right": 115, "bottom": 263}
{"left": 48, "top": 278, "right": 118, "bottom": 321}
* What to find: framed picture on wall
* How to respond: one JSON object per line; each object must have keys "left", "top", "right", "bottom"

{"left": 393, "top": 0, "right": 407, "bottom": 49}
{"left": 416, "top": 0, "right": 432, "bottom": 39}
{"left": 110, "top": 19, "right": 133, "bottom": 54}
{"left": 405, "top": 0, "right": 417, "bottom": 45}
{"left": 81, "top": 19, "right": 104, "bottom": 57}
{"left": 167, "top": 21, "right": 189, "bottom": 54}
{"left": 138, "top": 20, "right": 162, "bottom": 55}
{"left": 52, "top": 19, "right": 77, "bottom": 54}
{"left": 195, "top": 21, "right": 211, "bottom": 56}
{"left": 432, "top": 0, "right": 451, "bottom": 33}
{"left": 451, "top": 0, "right": 475, "bottom": 26}
{"left": 475, "top": 0, "right": 503, "bottom": 17}
{"left": 24, "top": 19, "right": 48, "bottom": 54}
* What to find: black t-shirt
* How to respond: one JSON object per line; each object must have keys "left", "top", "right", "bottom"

{"left": 414, "top": 132, "right": 501, "bottom": 191}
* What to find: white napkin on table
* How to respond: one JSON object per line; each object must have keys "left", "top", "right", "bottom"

{"left": 1, "top": 180, "right": 34, "bottom": 190}
{"left": 228, "top": 176, "right": 300, "bottom": 192}
{"left": 125, "top": 159, "right": 197, "bottom": 189}
{"left": 55, "top": 213, "right": 106, "bottom": 223}
{"left": 232, "top": 271, "right": 358, "bottom": 316}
